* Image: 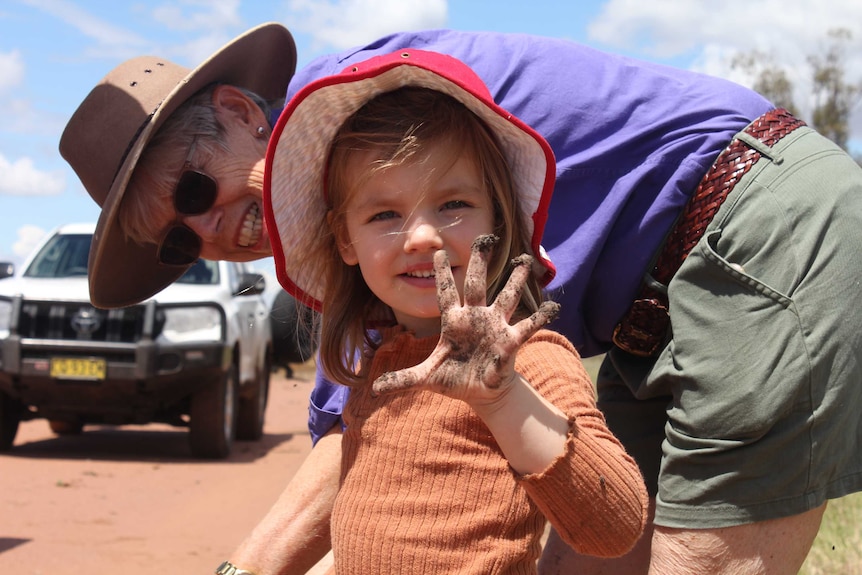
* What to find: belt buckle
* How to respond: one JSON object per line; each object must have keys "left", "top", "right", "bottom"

{"left": 612, "top": 298, "right": 670, "bottom": 357}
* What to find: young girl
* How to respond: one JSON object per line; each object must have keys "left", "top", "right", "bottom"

{"left": 264, "top": 50, "right": 647, "bottom": 574}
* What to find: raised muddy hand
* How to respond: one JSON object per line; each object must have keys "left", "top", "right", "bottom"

{"left": 372, "top": 234, "right": 560, "bottom": 403}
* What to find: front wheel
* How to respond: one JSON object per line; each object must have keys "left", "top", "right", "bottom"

{"left": 237, "top": 350, "right": 270, "bottom": 441}
{"left": 0, "top": 391, "right": 22, "bottom": 451}
{"left": 189, "top": 363, "right": 237, "bottom": 459}
{"left": 270, "top": 290, "right": 318, "bottom": 373}
{"left": 49, "top": 420, "right": 84, "bottom": 435}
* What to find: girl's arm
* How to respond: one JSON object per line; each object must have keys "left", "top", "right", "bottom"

{"left": 468, "top": 371, "right": 569, "bottom": 475}
{"left": 510, "top": 332, "right": 648, "bottom": 557}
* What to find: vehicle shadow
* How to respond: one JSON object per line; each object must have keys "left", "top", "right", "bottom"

{"left": 0, "top": 537, "right": 30, "bottom": 553}
{"left": 3, "top": 426, "right": 297, "bottom": 464}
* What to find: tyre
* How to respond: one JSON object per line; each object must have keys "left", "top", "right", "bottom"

{"left": 49, "top": 420, "right": 84, "bottom": 435}
{"left": 189, "top": 362, "right": 237, "bottom": 459}
{"left": 0, "top": 391, "right": 22, "bottom": 451}
{"left": 270, "top": 290, "right": 318, "bottom": 371}
{"left": 237, "top": 349, "right": 270, "bottom": 441}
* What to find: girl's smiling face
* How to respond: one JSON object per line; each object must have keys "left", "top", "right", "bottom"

{"left": 335, "top": 140, "right": 495, "bottom": 337}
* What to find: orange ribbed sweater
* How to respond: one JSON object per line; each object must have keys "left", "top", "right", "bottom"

{"left": 331, "top": 328, "right": 647, "bottom": 574}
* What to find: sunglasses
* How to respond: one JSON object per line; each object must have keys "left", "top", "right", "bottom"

{"left": 157, "top": 165, "right": 218, "bottom": 266}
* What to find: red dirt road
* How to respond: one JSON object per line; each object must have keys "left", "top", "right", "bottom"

{"left": 0, "top": 364, "right": 331, "bottom": 574}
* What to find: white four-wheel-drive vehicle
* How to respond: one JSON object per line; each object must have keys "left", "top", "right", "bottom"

{"left": 0, "top": 223, "right": 272, "bottom": 458}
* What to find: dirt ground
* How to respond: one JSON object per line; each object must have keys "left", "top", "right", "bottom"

{"left": 0, "top": 362, "right": 334, "bottom": 574}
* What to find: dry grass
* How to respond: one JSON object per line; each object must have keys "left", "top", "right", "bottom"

{"left": 800, "top": 491, "right": 862, "bottom": 575}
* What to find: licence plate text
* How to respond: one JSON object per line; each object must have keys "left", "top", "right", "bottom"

{"left": 50, "top": 358, "right": 106, "bottom": 380}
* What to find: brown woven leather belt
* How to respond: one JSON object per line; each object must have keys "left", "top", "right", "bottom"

{"left": 612, "top": 108, "right": 806, "bottom": 357}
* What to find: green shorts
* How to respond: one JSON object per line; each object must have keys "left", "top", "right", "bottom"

{"left": 598, "top": 125, "right": 862, "bottom": 529}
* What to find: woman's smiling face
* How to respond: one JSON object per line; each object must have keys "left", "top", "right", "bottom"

{"left": 155, "top": 116, "right": 273, "bottom": 264}
{"left": 126, "top": 85, "right": 277, "bottom": 266}
{"left": 184, "top": 137, "right": 272, "bottom": 263}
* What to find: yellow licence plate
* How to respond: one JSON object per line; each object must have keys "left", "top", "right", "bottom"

{"left": 50, "top": 357, "right": 106, "bottom": 380}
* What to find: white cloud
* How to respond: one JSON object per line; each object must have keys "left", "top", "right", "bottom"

{"left": 0, "top": 154, "right": 66, "bottom": 196}
{"left": 588, "top": 0, "right": 862, "bottom": 63}
{"left": 287, "top": 0, "right": 447, "bottom": 51}
{"left": 588, "top": 0, "right": 862, "bottom": 138}
{"left": 0, "top": 50, "right": 24, "bottom": 95}
{"left": 151, "top": 0, "right": 242, "bottom": 31}
{"left": 171, "top": 32, "right": 235, "bottom": 66}
{"left": 21, "top": 0, "right": 148, "bottom": 50}
{"left": 2, "top": 97, "right": 55, "bottom": 135}
{"left": 13, "top": 225, "right": 47, "bottom": 260}
{"left": 147, "top": 0, "right": 246, "bottom": 66}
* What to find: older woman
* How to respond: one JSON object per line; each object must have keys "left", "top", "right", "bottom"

{"left": 60, "top": 23, "right": 293, "bottom": 308}
{"left": 61, "top": 22, "right": 862, "bottom": 575}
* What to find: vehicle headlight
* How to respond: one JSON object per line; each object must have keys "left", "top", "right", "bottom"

{"left": 0, "top": 298, "right": 12, "bottom": 338}
{"left": 157, "top": 306, "right": 223, "bottom": 343}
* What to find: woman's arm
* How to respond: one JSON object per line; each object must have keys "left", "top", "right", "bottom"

{"left": 227, "top": 426, "right": 342, "bottom": 575}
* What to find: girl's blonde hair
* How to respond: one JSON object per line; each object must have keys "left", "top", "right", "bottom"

{"left": 317, "top": 87, "right": 545, "bottom": 386}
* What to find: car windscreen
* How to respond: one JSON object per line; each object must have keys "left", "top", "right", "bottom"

{"left": 176, "top": 259, "right": 220, "bottom": 285}
{"left": 23, "top": 233, "right": 92, "bottom": 278}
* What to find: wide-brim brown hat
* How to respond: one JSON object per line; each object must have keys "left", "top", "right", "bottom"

{"left": 264, "top": 49, "right": 556, "bottom": 312}
{"left": 60, "top": 22, "right": 296, "bottom": 309}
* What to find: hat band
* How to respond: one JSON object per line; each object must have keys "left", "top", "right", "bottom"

{"left": 109, "top": 110, "right": 156, "bottom": 199}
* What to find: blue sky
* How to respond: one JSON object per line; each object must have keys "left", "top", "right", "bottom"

{"left": 1, "top": 0, "right": 861, "bottom": 272}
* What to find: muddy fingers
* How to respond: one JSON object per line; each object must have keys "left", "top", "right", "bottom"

{"left": 372, "top": 233, "right": 561, "bottom": 404}
{"left": 463, "top": 234, "right": 498, "bottom": 307}
{"left": 492, "top": 254, "right": 532, "bottom": 321}
{"left": 433, "top": 250, "right": 460, "bottom": 312}
{"left": 512, "top": 300, "right": 561, "bottom": 342}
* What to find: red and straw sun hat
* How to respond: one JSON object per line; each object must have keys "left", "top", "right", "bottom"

{"left": 264, "top": 49, "right": 556, "bottom": 312}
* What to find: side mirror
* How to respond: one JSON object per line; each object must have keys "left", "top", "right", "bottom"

{"left": 0, "top": 262, "right": 14, "bottom": 280}
{"left": 235, "top": 272, "right": 266, "bottom": 296}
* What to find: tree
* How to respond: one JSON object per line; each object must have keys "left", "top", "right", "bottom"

{"left": 807, "top": 28, "right": 862, "bottom": 151}
{"left": 730, "top": 50, "right": 799, "bottom": 116}
{"left": 731, "top": 28, "right": 862, "bottom": 156}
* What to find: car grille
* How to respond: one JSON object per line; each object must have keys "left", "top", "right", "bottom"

{"left": 16, "top": 301, "right": 149, "bottom": 343}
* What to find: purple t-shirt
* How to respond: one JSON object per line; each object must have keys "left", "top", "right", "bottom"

{"left": 283, "top": 30, "right": 773, "bottom": 443}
